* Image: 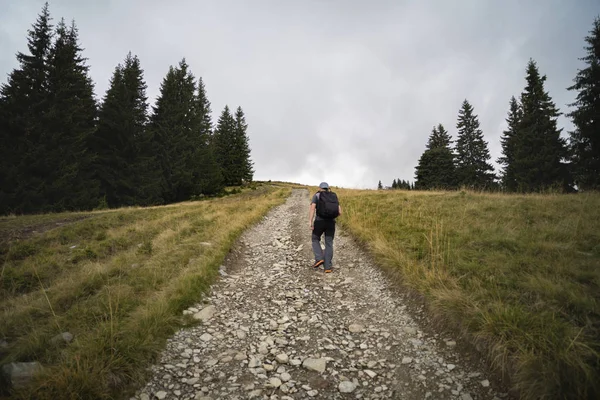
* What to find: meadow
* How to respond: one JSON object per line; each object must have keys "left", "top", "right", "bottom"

{"left": 336, "top": 188, "right": 600, "bottom": 400}
{"left": 0, "top": 185, "right": 290, "bottom": 399}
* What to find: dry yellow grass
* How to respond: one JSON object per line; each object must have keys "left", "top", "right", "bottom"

{"left": 335, "top": 188, "right": 600, "bottom": 400}
{"left": 0, "top": 184, "right": 290, "bottom": 399}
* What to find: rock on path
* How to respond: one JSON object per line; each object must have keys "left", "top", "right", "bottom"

{"left": 133, "top": 189, "right": 503, "bottom": 400}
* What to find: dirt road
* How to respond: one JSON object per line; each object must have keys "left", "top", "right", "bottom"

{"left": 134, "top": 189, "right": 503, "bottom": 400}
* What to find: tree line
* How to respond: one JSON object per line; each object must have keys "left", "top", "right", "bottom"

{"left": 380, "top": 16, "right": 599, "bottom": 193}
{"left": 0, "top": 3, "right": 253, "bottom": 215}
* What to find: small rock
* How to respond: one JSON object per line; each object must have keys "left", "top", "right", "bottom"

{"left": 1, "top": 362, "right": 43, "bottom": 389}
{"left": 193, "top": 305, "right": 216, "bottom": 322}
{"left": 348, "top": 324, "right": 364, "bottom": 333}
{"left": 154, "top": 391, "right": 167, "bottom": 400}
{"left": 461, "top": 394, "right": 473, "bottom": 400}
{"left": 447, "top": 364, "right": 456, "bottom": 371}
{"left": 446, "top": 340, "right": 457, "bottom": 347}
{"left": 364, "top": 369, "right": 377, "bottom": 378}
{"left": 248, "top": 357, "right": 262, "bottom": 368}
{"left": 307, "top": 390, "right": 318, "bottom": 397}
{"left": 269, "top": 377, "right": 282, "bottom": 388}
{"left": 199, "top": 333, "right": 213, "bottom": 342}
{"left": 481, "top": 379, "right": 490, "bottom": 387}
{"left": 401, "top": 357, "right": 412, "bottom": 364}
{"left": 403, "top": 327, "right": 417, "bottom": 335}
{"left": 140, "top": 394, "right": 150, "bottom": 400}
{"left": 50, "top": 332, "right": 74, "bottom": 346}
{"left": 276, "top": 353, "right": 289, "bottom": 364}
{"left": 248, "top": 390, "right": 263, "bottom": 398}
{"left": 339, "top": 381, "right": 357, "bottom": 393}
{"left": 280, "top": 372, "right": 291, "bottom": 382}
{"left": 302, "top": 358, "right": 327, "bottom": 373}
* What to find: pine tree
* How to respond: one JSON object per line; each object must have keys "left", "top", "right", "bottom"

{"left": 150, "top": 59, "right": 198, "bottom": 202}
{"left": 455, "top": 100, "right": 495, "bottom": 189}
{"left": 377, "top": 180, "right": 383, "bottom": 190}
{"left": 193, "top": 77, "right": 223, "bottom": 195}
{"left": 568, "top": 16, "right": 600, "bottom": 191}
{"left": 0, "top": 3, "right": 53, "bottom": 214}
{"left": 415, "top": 125, "right": 457, "bottom": 190}
{"left": 498, "top": 96, "right": 522, "bottom": 191}
{"left": 513, "top": 60, "right": 570, "bottom": 192}
{"left": 92, "top": 53, "right": 148, "bottom": 207}
{"left": 233, "top": 106, "right": 254, "bottom": 184}
{"left": 392, "top": 179, "right": 397, "bottom": 189}
{"left": 214, "top": 105, "right": 237, "bottom": 186}
{"left": 41, "top": 19, "right": 98, "bottom": 211}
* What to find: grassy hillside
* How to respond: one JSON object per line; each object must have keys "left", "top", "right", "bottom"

{"left": 0, "top": 185, "right": 290, "bottom": 399}
{"left": 336, "top": 188, "right": 600, "bottom": 400}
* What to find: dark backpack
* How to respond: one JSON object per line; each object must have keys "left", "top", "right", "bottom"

{"left": 316, "top": 191, "right": 340, "bottom": 219}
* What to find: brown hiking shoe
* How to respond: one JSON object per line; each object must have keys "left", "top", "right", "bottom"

{"left": 324, "top": 268, "right": 333, "bottom": 273}
{"left": 312, "top": 260, "right": 324, "bottom": 269}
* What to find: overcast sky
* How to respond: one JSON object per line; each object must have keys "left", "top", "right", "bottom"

{"left": 1, "top": 1, "right": 598, "bottom": 189}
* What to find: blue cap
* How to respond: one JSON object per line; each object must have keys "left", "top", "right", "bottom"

{"left": 319, "top": 182, "right": 329, "bottom": 189}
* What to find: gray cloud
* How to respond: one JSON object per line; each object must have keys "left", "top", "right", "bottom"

{"left": 1, "top": 0, "right": 598, "bottom": 188}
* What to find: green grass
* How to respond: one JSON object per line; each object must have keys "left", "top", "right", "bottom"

{"left": 0, "top": 184, "right": 290, "bottom": 399}
{"left": 336, "top": 188, "right": 600, "bottom": 400}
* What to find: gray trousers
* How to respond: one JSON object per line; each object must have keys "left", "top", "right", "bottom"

{"left": 312, "top": 219, "right": 336, "bottom": 269}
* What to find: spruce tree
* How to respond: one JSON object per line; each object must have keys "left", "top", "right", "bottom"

{"left": 568, "top": 16, "right": 600, "bottom": 191}
{"left": 377, "top": 180, "right": 383, "bottom": 190}
{"left": 513, "top": 60, "right": 570, "bottom": 192}
{"left": 193, "top": 77, "right": 223, "bottom": 195}
{"left": 415, "top": 125, "right": 457, "bottom": 190}
{"left": 93, "top": 53, "right": 148, "bottom": 207}
{"left": 0, "top": 3, "right": 53, "bottom": 214}
{"left": 42, "top": 19, "right": 98, "bottom": 211}
{"left": 455, "top": 100, "right": 495, "bottom": 189}
{"left": 392, "top": 179, "right": 397, "bottom": 189}
{"left": 233, "top": 106, "right": 254, "bottom": 184}
{"left": 150, "top": 59, "right": 198, "bottom": 202}
{"left": 498, "top": 96, "right": 522, "bottom": 191}
{"left": 214, "top": 105, "right": 237, "bottom": 186}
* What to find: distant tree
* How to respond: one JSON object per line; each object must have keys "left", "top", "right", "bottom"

{"left": 415, "top": 124, "right": 457, "bottom": 190}
{"left": 377, "top": 180, "right": 383, "bottom": 190}
{"left": 0, "top": 3, "right": 53, "bottom": 214}
{"left": 568, "top": 16, "right": 600, "bottom": 191}
{"left": 92, "top": 52, "right": 148, "bottom": 207}
{"left": 392, "top": 179, "right": 397, "bottom": 189}
{"left": 498, "top": 96, "right": 522, "bottom": 191}
{"left": 512, "top": 60, "right": 570, "bottom": 192}
{"left": 150, "top": 59, "right": 198, "bottom": 203}
{"left": 455, "top": 99, "right": 495, "bottom": 189}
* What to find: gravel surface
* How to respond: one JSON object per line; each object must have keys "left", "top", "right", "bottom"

{"left": 133, "top": 189, "right": 505, "bottom": 400}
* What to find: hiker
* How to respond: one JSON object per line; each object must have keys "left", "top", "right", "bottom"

{"left": 309, "top": 182, "right": 342, "bottom": 273}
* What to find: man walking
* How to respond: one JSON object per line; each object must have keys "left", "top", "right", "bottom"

{"left": 309, "top": 182, "right": 342, "bottom": 273}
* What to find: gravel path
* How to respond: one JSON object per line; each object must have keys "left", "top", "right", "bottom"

{"left": 134, "top": 189, "right": 505, "bottom": 400}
